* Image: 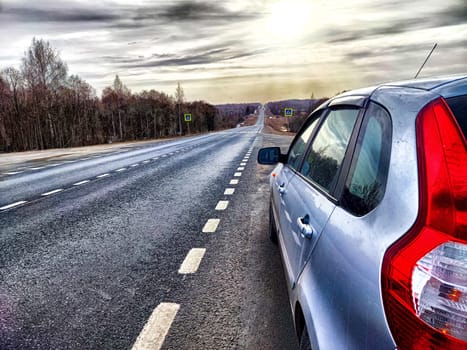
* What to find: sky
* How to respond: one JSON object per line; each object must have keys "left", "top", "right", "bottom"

{"left": 0, "top": 0, "right": 466, "bottom": 104}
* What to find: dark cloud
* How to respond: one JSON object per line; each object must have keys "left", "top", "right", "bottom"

{"left": 119, "top": 48, "right": 229, "bottom": 68}
{"left": 115, "top": 46, "right": 267, "bottom": 69}
{"left": 326, "top": 18, "right": 427, "bottom": 44}
{"left": 126, "top": 1, "right": 258, "bottom": 27}
{"left": 159, "top": 1, "right": 255, "bottom": 21}
{"left": 443, "top": 2, "right": 467, "bottom": 21}
{"left": 2, "top": 6, "right": 119, "bottom": 23}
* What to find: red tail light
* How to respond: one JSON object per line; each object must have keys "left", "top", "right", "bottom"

{"left": 382, "top": 97, "right": 467, "bottom": 349}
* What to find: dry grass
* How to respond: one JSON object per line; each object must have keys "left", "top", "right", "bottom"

{"left": 264, "top": 115, "right": 296, "bottom": 136}
{"left": 237, "top": 115, "right": 258, "bottom": 127}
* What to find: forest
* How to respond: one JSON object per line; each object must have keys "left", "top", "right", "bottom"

{"left": 0, "top": 38, "right": 242, "bottom": 152}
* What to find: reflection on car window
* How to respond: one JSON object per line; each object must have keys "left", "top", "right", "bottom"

{"left": 301, "top": 109, "right": 359, "bottom": 193}
{"left": 446, "top": 94, "right": 467, "bottom": 140}
{"left": 288, "top": 112, "right": 322, "bottom": 170}
{"left": 342, "top": 102, "right": 391, "bottom": 216}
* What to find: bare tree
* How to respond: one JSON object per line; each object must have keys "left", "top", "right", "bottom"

{"left": 175, "top": 82, "right": 184, "bottom": 135}
{"left": 20, "top": 38, "right": 68, "bottom": 148}
{"left": 21, "top": 37, "right": 67, "bottom": 90}
{"left": 0, "top": 39, "right": 231, "bottom": 152}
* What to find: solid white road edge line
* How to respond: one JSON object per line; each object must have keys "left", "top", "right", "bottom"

{"left": 215, "top": 200, "right": 229, "bottom": 210}
{"left": 41, "top": 189, "right": 63, "bottom": 196}
{"left": 73, "top": 180, "right": 90, "bottom": 186}
{"left": 131, "top": 302, "right": 180, "bottom": 350}
{"left": 0, "top": 201, "right": 27, "bottom": 210}
{"left": 202, "top": 218, "right": 220, "bottom": 233}
{"left": 224, "top": 188, "right": 235, "bottom": 195}
{"left": 178, "top": 248, "right": 206, "bottom": 274}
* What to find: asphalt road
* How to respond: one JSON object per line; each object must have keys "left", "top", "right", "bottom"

{"left": 0, "top": 113, "right": 297, "bottom": 349}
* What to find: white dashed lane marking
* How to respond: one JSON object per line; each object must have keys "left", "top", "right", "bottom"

{"left": 97, "top": 173, "right": 110, "bottom": 178}
{"left": 202, "top": 219, "right": 220, "bottom": 233}
{"left": 240, "top": 163, "right": 246, "bottom": 166}
{"left": 73, "top": 180, "right": 90, "bottom": 186}
{"left": 0, "top": 201, "right": 27, "bottom": 211}
{"left": 116, "top": 168, "right": 127, "bottom": 172}
{"left": 131, "top": 302, "right": 180, "bottom": 350}
{"left": 237, "top": 167, "right": 245, "bottom": 171}
{"left": 178, "top": 248, "right": 206, "bottom": 274}
{"left": 230, "top": 179, "right": 239, "bottom": 185}
{"left": 131, "top": 164, "right": 139, "bottom": 167}
{"left": 4, "top": 171, "right": 24, "bottom": 175}
{"left": 41, "top": 189, "right": 63, "bottom": 196}
{"left": 142, "top": 160, "right": 150, "bottom": 164}
{"left": 215, "top": 200, "right": 229, "bottom": 210}
{"left": 224, "top": 188, "right": 235, "bottom": 195}
{"left": 234, "top": 172, "right": 242, "bottom": 177}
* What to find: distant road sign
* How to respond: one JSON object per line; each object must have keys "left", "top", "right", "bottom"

{"left": 184, "top": 113, "right": 192, "bottom": 122}
{"left": 284, "top": 108, "right": 293, "bottom": 117}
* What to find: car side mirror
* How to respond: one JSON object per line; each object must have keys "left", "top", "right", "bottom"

{"left": 257, "top": 147, "right": 285, "bottom": 165}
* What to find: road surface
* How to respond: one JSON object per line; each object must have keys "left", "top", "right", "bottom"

{"left": 0, "top": 110, "right": 297, "bottom": 349}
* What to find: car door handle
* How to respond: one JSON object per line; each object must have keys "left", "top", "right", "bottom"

{"left": 277, "top": 183, "right": 286, "bottom": 195}
{"left": 297, "top": 215, "right": 313, "bottom": 239}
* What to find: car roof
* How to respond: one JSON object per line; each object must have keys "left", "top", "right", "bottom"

{"left": 329, "top": 74, "right": 467, "bottom": 104}
{"left": 384, "top": 74, "right": 467, "bottom": 98}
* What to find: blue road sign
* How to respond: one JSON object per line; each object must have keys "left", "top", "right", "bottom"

{"left": 284, "top": 108, "right": 293, "bottom": 117}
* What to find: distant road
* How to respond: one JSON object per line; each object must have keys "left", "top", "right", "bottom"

{"left": 0, "top": 109, "right": 298, "bottom": 349}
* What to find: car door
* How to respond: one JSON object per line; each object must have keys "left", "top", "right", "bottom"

{"left": 301, "top": 101, "right": 393, "bottom": 349}
{"left": 272, "top": 110, "right": 323, "bottom": 216}
{"left": 273, "top": 111, "right": 324, "bottom": 287}
{"left": 279, "top": 107, "right": 362, "bottom": 288}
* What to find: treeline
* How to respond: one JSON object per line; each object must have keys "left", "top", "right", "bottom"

{"left": 215, "top": 103, "right": 261, "bottom": 117}
{"left": 265, "top": 98, "right": 328, "bottom": 132}
{"left": 0, "top": 38, "right": 225, "bottom": 152}
{"left": 266, "top": 99, "right": 326, "bottom": 116}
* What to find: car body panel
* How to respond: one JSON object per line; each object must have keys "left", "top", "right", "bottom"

{"left": 278, "top": 173, "right": 335, "bottom": 290}
{"left": 264, "top": 74, "right": 467, "bottom": 350}
{"left": 294, "top": 87, "right": 437, "bottom": 349}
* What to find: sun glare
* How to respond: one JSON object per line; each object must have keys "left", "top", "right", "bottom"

{"left": 267, "top": 0, "right": 313, "bottom": 40}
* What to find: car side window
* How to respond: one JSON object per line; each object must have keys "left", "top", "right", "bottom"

{"left": 341, "top": 102, "right": 392, "bottom": 216}
{"left": 300, "top": 108, "right": 359, "bottom": 193}
{"left": 287, "top": 111, "right": 323, "bottom": 170}
{"left": 446, "top": 94, "right": 467, "bottom": 140}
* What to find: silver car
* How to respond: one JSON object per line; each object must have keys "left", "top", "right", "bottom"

{"left": 258, "top": 75, "right": 467, "bottom": 349}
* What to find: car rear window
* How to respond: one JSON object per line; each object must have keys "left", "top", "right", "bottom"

{"left": 446, "top": 94, "right": 467, "bottom": 140}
